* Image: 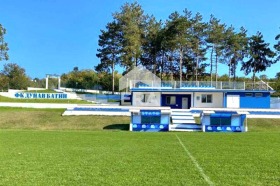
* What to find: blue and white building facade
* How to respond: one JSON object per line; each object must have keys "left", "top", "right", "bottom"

{"left": 130, "top": 81, "right": 274, "bottom": 109}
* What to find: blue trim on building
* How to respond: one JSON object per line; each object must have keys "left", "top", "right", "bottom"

{"left": 226, "top": 92, "right": 270, "bottom": 108}
{"left": 223, "top": 92, "right": 226, "bottom": 107}
{"left": 161, "top": 94, "right": 191, "bottom": 109}
{"left": 131, "top": 88, "right": 272, "bottom": 109}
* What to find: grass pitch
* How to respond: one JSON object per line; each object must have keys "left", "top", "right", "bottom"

{"left": 0, "top": 108, "right": 279, "bottom": 185}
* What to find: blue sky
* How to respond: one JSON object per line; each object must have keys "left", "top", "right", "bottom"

{"left": 0, "top": 0, "right": 279, "bottom": 79}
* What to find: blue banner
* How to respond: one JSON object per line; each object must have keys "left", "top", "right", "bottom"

{"left": 205, "top": 126, "right": 243, "bottom": 132}
{"left": 132, "top": 124, "right": 169, "bottom": 131}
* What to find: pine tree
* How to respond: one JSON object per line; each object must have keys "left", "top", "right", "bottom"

{"left": 274, "top": 33, "right": 280, "bottom": 62}
{"left": 96, "top": 21, "right": 122, "bottom": 94}
{"left": 165, "top": 10, "right": 193, "bottom": 84}
{"left": 113, "top": 2, "right": 147, "bottom": 70}
{"left": 223, "top": 26, "right": 248, "bottom": 81}
{"left": 140, "top": 16, "right": 162, "bottom": 75}
{"left": 188, "top": 12, "right": 208, "bottom": 81}
{"left": 206, "top": 15, "right": 226, "bottom": 84}
{"left": 241, "top": 32, "right": 276, "bottom": 85}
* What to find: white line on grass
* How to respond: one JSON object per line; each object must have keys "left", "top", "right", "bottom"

{"left": 175, "top": 134, "right": 214, "bottom": 186}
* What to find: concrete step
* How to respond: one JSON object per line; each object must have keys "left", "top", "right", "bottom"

{"left": 171, "top": 112, "right": 193, "bottom": 116}
{"left": 170, "top": 124, "right": 202, "bottom": 129}
{"left": 172, "top": 119, "right": 196, "bottom": 124}
{"left": 172, "top": 109, "right": 191, "bottom": 112}
{"left": 172, "top": 116, "right": 194, "bottom": 120}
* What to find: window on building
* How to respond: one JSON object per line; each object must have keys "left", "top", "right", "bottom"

{"left": 166, "top": 96, "right": 176, "bottom": 105}
{"left": 245, "top": 93, "right": 253, "bottom": 97}
{"left": 201, "top": 94, "right": 212, "bottom": 103}
{"left": 255, "top": 93, "right": 263, "bottom": 97}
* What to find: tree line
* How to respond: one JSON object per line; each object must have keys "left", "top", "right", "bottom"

{"left": 95, "top": 2, "right": 280, "bottom": 93}
{"left": 1, "top": 3, "right": 280, "bottom": 94}
{"left": 0, "top": 64, "right": 121, "bottom": 92}
{"left": 2, "top": 63, "right": 280, "bottom": 96}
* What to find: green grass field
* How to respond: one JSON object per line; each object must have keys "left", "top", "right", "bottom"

{"left": 0, "top": 108, "right": 279, "bottom": 185}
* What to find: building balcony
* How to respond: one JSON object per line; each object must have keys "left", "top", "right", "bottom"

{"left": 129, "top": 80, "right": 274, "bottom": 91}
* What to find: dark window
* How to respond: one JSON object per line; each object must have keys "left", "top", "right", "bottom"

{"left": 166, "top": 96, "right": 176, "bottom": 105}
{"left": 201, "top": 94, "right": 212, "bottom": 103}
{"left": 255, "top": 93, "right": 263, "bottom": 97}
{"left": 245, "top": 93, "right": 253, "bottom": 97}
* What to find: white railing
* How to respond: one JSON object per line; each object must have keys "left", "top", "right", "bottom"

{"left": 130, "top": 80, "right": 273, "bottom": 91}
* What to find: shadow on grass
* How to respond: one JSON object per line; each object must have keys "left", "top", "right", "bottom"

{"left": 103, "top": 124, "right": 129, "bottom": 131}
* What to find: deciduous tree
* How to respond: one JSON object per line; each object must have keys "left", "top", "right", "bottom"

{"left": 61, "top": 69, "right": 98, "bottom": 90}
{"left": 0, "top": 24, "right": 9, "bottom": 61}
{"left": 1, "top": 63, "right": 29, "bottom": 89}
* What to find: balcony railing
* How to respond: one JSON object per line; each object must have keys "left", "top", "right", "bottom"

{"left": 130, "top": 80, "right": 274, "bottom": 91}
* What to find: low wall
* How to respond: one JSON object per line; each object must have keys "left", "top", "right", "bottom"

{"left": 0, "top": 102, "right": 78, "bottom": 108}
{"left": 0, "top": 90, "right": 79, "bottom": 99}
{"left": 27, "top": 87, "right": 46, "bottom": 91}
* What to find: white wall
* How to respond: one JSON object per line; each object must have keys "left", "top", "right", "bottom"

{"left": 132, "top": 92, "right": 161, "bottom": 107}
{"left": 194, "top": 92, "right": 223, "bottom": 108}
{"left": 0, "top": 90, "right": 79, "bottom": 100}
{"left": 27, "top": 87, "right": 46, "bottom": 91}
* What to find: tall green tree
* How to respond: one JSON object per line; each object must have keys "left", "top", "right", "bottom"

{"left": 1, "top": 63, "right": 29, "bottom": 89}
{"left": 140, "top": 16, "right": 162, "bottom": 75}
{"left": 157, "top": 26, "right": 171, "bottom": 80}
{"left": 241, "top": 32, "right": 276, "bottom": 84}
{"left": 0, "top": 24, "right": 9, "bottom": 61}
{"left": 165, "top": 10, "right": 193, "bottom": 84}
{"left": 113, "top": 2, "right": 147, "bottom": 70}
{"left": 206, "top": 15, "right": 226, "bottom": 83}
{"left": 96, "top": 21, "right": 121, "bottom": 94}
{"left": 223, "top": 26, "right": 248, "bottom": 81}
{"left": 188, "top": 12, "right": 208, "bottom": 81}
{"left": 274, "top": 33, "right": 280, "bottom": 62}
